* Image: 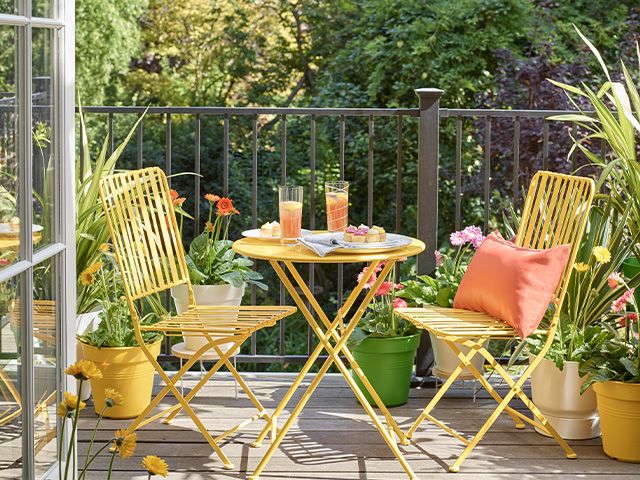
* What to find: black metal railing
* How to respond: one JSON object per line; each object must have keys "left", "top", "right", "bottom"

{"left": 75, "top": 90, "right": 592, "bottom": 366}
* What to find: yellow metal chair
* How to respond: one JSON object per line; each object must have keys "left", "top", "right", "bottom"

{"left": 99, "top": 167, "right": 296, "bottom": 469}
{"left": 396, "top": 171, "right": 594, "bottom": 472}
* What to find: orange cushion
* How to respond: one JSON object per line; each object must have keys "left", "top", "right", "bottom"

{"left": 453, "top": 231, "right": 571, "bottom": 338}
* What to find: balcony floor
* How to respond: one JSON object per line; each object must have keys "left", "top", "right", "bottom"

{"left": 78, "top": 372, "right": 630, "bottom": 480}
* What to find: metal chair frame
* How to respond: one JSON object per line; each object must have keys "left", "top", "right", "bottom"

{"left": 99, "top": 167, "right": 295, "bottom": 469}
{"left": 396, "top": 171, "right": 595, "bottom": 472}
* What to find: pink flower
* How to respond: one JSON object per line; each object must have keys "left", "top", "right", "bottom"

{"left": 450, "top": 225, "right": 484, "bottom": 248}
{"left": 393, "top": 297, "right": 408, "bottom": 309}
{"left": 395, "top": 283, "right": 404, "bottom": 290}
{"left": 611, "top": 288, "right": 635, "bottom": 313}
{"left": 450, "top": 231, "right": 466, "bottom": 247}
{"left": 619, "top": 312, "right": 638, "bottom": 327}
{"left": 357, "top": 270, "right": 377, "bottom": 289}
{"left": 608, "top": 272, "right": 623, "bottom": 289}
{"left": 0, "top": 258, "right": 9, "bottom": 266}
{"left": 373, "top": 261, "right": 386, "bottom": 273}
{"left": 434, "top": 250, "right": 443, "bottom": 267}
{"left": 375, "top": 281, "right": 393, "bottom": 297}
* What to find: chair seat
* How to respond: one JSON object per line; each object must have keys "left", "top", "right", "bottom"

{"left": 140, "top": 305, "right": 296, "bottom": 337}
{"left": 395, "top": 306, "right": 547, "bottom": 339}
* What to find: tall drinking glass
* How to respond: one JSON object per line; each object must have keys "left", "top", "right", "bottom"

{"left": 325, "top": 181, "right": 349, "bottom": 231}
{"left": 279, "top": 186, "right": 303, "bottom": 245}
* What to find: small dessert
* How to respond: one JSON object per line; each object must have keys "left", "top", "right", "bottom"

{"left": 260, "top": 222, "right": 273, "bottom": 238}
{"left": 271, "top": 221, "right": 281, "bottom": 237}
{"left": 357, "top": 224, "right": 369, "bottom": 234}
{"left": 9, "top": 217, "right": 19, "bottom": 231}
{"left": 373, "top": 225, "right": 387, "bottom": 241}
{"left": 366, "top": 227, "right": 380, "bottom": 243}
{"left": 344, "top": 225, "right": 357, "bottom": 242}
{"left": 352, "top": 228, "right": 367, "bottom": 243}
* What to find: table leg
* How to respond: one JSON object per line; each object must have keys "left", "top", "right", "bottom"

{"left": 249, "top": 261, "right": 417, "bottom": 480}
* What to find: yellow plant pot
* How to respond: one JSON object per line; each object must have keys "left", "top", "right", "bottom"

{"left": 593, "top": 381, "right": 640, "bottom": 463}
{"left": 80, "top": 339, "right": 162, "bottom": 419}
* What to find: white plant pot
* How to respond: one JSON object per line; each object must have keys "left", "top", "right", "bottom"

{"left": 430, "top": 333, "right": 486, "bottom": 380}
{"left": 171, "top": 283, "right": 245, "bottom": 353}
{"left": 76, "top": 309, "right": 103, "bottom": 401}
{"left": 530, "top": 356, "right": 600, "bottom": 440}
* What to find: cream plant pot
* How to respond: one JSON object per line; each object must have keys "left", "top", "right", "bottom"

{"left": 76, "top": 309, "right": 103, "bottom": 401}
{"left": 430, "top": 333, "right": 486, "bottom": 380}
{"left": 171, "top": 283, "right": 246, "bottom": 353}
{"left": 530, "top": 356, "right": 600, "bottom": 440}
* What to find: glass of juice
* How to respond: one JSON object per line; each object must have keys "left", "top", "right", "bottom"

{"left": 279, "top": 185, "right": 303, "bottom": 245}
{"left": 325, "top": 181, "right": 349, "bottom": 231}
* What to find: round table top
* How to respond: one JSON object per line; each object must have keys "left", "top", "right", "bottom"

{"left": 232, "top": 236, "right": 425, "bottom": 264}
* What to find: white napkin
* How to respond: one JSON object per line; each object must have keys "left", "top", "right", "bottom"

{"left": 299, "top": 233, "right": 343, "bottom": 257}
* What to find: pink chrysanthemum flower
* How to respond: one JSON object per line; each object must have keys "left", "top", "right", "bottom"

{"left": 450, "top": 231, "right": 466, "bottom": 247}
{"left": 393, "top": 297, "right": 408, "bottom": 309}
{"left": 434, "top": 250, "right": 444, "bottom": 267}
{"left": 611, "top": 288, "right": 635, "bottom": 313}
{"left": 375, "top": 281, "right": 393, "bottom": 297}
{"left": 607, "top": 272, "right": 623, "bottom": 289}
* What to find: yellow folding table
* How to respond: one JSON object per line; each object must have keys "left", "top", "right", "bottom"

{"left": 233, "top": 237, "right": 425, "bottom": 480}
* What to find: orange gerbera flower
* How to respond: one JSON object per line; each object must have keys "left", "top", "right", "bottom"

{"left": 169, "top": 189, "right": 179, "bottom": 201}
{"left": 216, "top": 197, "right": 235, "bottom": 216}
{"left": 204, "top": 221, "right": 215, "bottom": 232}
{"left": 204, "top": 193, "right": 220, "bottom": 203}
{"left": 173, "top": 196, "right": 186, "bottom": 207}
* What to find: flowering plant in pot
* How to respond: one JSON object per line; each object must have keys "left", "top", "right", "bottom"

{"left": 77, "top": 246, "right": 165, "bottom": 418}
{"left": 523, "top": 200, "right": 640, "bottom": 440}
{"left": 171, "top": 192, "right": 266, "bottom": 351}
{"left": 348, "top": 262, "right": 419, "bottom": 407}
{"left": 398, "top": 226, "right": 486, "bottom": 379}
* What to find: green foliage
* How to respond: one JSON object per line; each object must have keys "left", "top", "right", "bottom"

{"left": 349, "top": 300, "right": 417, "bottom": 349}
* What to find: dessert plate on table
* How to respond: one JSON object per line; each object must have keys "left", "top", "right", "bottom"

{"left": 242, "top": 229, "right": 312, "bottom": 242}
{"left": 333, "top": 232, "right": 412, "bottom": 253}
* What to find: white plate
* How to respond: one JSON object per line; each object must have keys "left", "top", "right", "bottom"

{"left": 0, "top": 224, "right": 43, "bottom": 237}
{"left": 242, "top": 228, "right": 312, "bottom": 242}
{"left": 330, "top": 232, "right": 412, "bottom": 253}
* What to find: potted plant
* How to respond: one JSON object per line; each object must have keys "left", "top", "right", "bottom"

{"left": 524, "top": 200, "right": 639, "bottom": 440}
{"left": 348, "top": 263, "right": 420, "bottom": 407}
{"left": 398, "top": 225, "right": 486, "bottom": 379}
{"left": 579, "top": 277, "right": 640, "bottom": 462}
{"left": 77, "top": 246, "right": 166, "bottom": 419}
{"left": 171, "top": 192, "right": 266, "bottom": 351}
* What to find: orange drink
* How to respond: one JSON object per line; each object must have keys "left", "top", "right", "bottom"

{"left": 325, "top": 181, "right": 349, "bottom": 231}
{"left": 278, "top": 186, "right": 303, "bottom": 245}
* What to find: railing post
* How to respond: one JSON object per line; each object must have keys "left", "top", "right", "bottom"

{"left": 415, "top": 88, "right": 443, "bottom": 275}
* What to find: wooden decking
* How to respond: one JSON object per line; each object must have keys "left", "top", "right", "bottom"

{"left": 78, "top": 372, "right": 637, "bottom": 480}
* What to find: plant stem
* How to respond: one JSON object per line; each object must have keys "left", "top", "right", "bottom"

{"left": 78, "top": 442, "right": 110, "bottom": 480}
{"left": 106, "top": 450, "right": 117, "bottom": 480}
{"left": 83, "top": 405, "right": 107, "bottom": 472}
{"left": 64, "top": 379, "right": 83, "bottom": 480}
{"left": 57, "top": 412, "right": 66, "bottom": 480}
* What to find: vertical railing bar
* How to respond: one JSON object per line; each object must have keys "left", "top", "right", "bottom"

{"left": 194, "top": 114, "right": 201, "bottom": 235}
{"left": 513, "top": 116, "right": 521, "bottom": 206}
{"left": 279, "top": 114, "right": 286, "bottom": 356}
{"left": 367, "top": 115, "right": 374, "bottom": 226}
{"left": 164, "top": 112, "right": 172, "bottom": 355}
{"left": 455, "top": 116, "right": 462, "bottom": 231}
{"left": 251, "top": 114, "right": 258, "bottom": 355}
{"left": 108, "top": 112, "right": 114, "bottom": 156}
{"left": 338, "top": 114, "right": 345, "bottom": 310}
{"left": 542, "top": 119, "right": 549, "bottom": 171}
{"left": 308, "top": 115, "right": 317, "bottom": 353}
{"left": 570, "top": 122, "right": 577, "bottom": 172}
{"left": 600, "top": 138, "right": 607, "bottom": 162}
{"left": 483, "top": 116, "right": 491, "bottom": 232}
{"left": 395, "top": 114, "right": 403, "bottom": 234}
{"left": 79, "top": 117, "right": 85, "bottom": 177}
{"left": 223, "top": 113, "right": 229, "bottom": 195}
{"left": 136, "top": 113, "right": 143, "bottom": 169}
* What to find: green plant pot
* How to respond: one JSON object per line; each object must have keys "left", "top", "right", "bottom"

{"left": 351, "top": 333, "right": 421, "bottom": 407}
{"left": 622, "top": 256, "right": 640, "bottom": 306}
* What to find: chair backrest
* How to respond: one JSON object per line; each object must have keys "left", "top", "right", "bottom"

{"left": 99, "top": 167, "right": 192, "bottom": 304}
{"left": 516, "top": 171, "right": 594, "bottom": 307}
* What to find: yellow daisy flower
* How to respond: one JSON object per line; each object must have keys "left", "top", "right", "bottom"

{"left": 592, "top": 246, "right": 611, "bottom": 264}
{"left": 65, "top": 360, "right": 103, "bottom": 380}
{"left": 573, "top": 262, "right": 590, "bottom": 273}
{"left": 142, "top": 455, "right": 169, "bottom": 477}
{"left": 99, "top": 243, "right": 110, "bottom": 253}
{"left": 79, "top": 269, "right": 95, "bottom": 286}
{"left": 104, "top": 388, "right": 124, "bottom": 407}
{"left": 113, "top": 429, "right": 137, "bottom": 459}
{"left": 57, "top": 391, "right": 86, "bottom": 417}
{"left": 87, "top": 261, "right": 102, "bottom": 274}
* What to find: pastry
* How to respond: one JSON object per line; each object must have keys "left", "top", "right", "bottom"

{"left": 351, "top": 229, "right": 366, "bottom": 243}
{"left": 373, "top": 225, "right": 387, "bottom": 242}
{"left": 271, "top": 221, "right": 281, "bottom": 237}
{"left": 344, "top": 225, "right": 357, "bottom": 242}
{"left": 357, "top": 224, "right": 369, "bottom": 234}
{"left": 260, "top": 222, "right": 273, "bottom": 238}
{"left": 366, "top": 227, "right": 380, "bottom": 243}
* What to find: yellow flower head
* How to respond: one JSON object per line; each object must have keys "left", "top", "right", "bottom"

{"left": 65, "top": 360, "right": 103, "bottom": 381}
{"left": 592, "top": 246, "right": 611, "bottom": 264}
{"left": 99, "top": 243, "right": 110, "bottom": 253}
{"left": 104, "top": 388, "right": 124, "bottom": 408}
{"left": 113, "top": 429, "right": 137, "bottom": 458}
{"left": 57, "top": 391, "right": 86, "bottom": 417}
{"left": 87, "top": 261, "right": 102, "bottom": 274}
{"left": 573, "top": 262, "right": 590, "bottom": 273}
{"left": 80, "top": 270, "right": 95, "bottom": 286}
{"left": 142, "top": 455, "right": 169, "bottom": 477}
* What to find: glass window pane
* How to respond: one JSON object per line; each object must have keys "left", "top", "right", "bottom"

{"left": 33, "top": 28, "right": 54, "bottom": 250}
{"left": 0, "top": 0, "right": 17, "bottom": 15}
{"left": 0, "top": 26, "right": 19, "bottom": 269}
{"left": 33, "top": 258, "right": 57, "bottom": 476}
{"left": 32, "top": 0, "right": 52, "bottom": 18}
{"left": 0, "top": 277, "right": 21, "bottom": 479}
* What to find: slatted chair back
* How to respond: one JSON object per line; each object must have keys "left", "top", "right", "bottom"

{"left": 516, "top": 171, "right": 594, "bottom": 310}
{"left": 99, "top": 167, "right": 194, "bottom": 307}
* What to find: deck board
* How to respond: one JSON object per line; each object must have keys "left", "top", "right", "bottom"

{"left": 77, "top": 372, "right": 628, "bottom": 479}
